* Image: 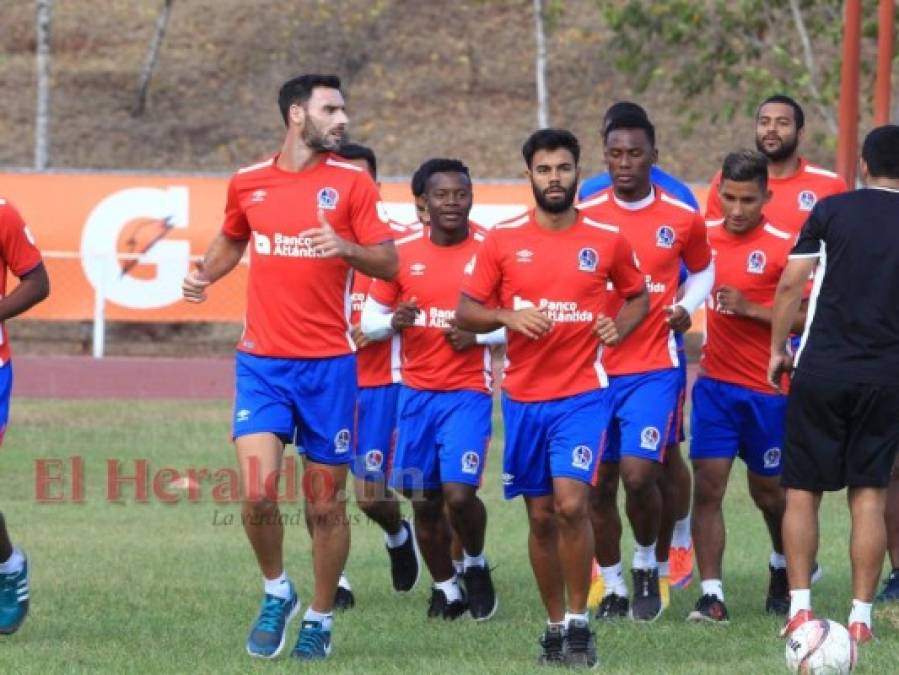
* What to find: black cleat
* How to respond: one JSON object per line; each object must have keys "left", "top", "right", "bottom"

{"left": 564, "top": 617, "right": 598, "bottom": 668}
{"left": 333, "top": 584, "right": 355, "bottom": 611}
{"left": 631, "top": 568, "right": 662, "bottom": 622}
{"left": 766, "top": 565, "right": 789, "bottom": 615}
{"left": 877, "top": 568, "right": 899, "bottom": 603}
{"left": 427, "top": 587, "right": 468, "bottom": 620}
{"left": 387, "top": 519, "right": 420, "bottom": 592}
{"left": 687, "top": 594, "right": 730, "bottom": 623}
{"left": 537, "top": 623, "right": 565, "bottom": 666}
{"left": 463, "top": 564, "right": 498, "bottom": 621}
{"left": 595, "top": 593, "right": 629, "bottom": 620}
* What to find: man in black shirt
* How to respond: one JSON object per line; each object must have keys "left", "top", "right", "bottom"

{"left": 768, "top": 125, "right": 899, "bottom": 645}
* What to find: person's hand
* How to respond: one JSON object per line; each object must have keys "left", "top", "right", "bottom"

{"left": 306, "top": 209, "right": 351, "bottom": 258}
{"left": 593, "top": 314, "right": 621, "bottom": 345}
{"left": 665, "top": 304, "right": 692, "bottom": 333}
{"left": 767, "top": 350, "right": 794, "bottom": 393}
{"left": 499, "top": 307, "right": 552, "bottom": 340}
{"left": 350, "top": 323, "right": 370, "bottom": 349}
{"left": 716, "top": 286, "right": 749, "bottom": 317}
{"left": 182, "top": 261, "right": 210, "bottom": 303}
{"left": 391, "top": 297, "right": 420, "bottom": 332}
{"left": 443, "top": 321, "right": 477, "bottom": 351}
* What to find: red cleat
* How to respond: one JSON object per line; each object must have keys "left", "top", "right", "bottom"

{"left": 779, "top": 609, "right": 816, "bottom": 638}
{"left": 848, "top": 621, "right": 874, "bottom": 644}
{"left": 669, "top": 544, "right": 694, "bottom": 589}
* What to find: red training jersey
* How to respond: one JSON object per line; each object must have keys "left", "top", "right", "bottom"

{"left": 705, "top": 158, "right": 847, "bottom": 234}
{"left": 578, "top": 188, "right": 712, "bottom": 375}
{"left": 0, "top": 199, "right": 43, "bottom": 366}
{"left": 700, "top": 219, "right": 794, "bottom": 393}
{"left": 350, "top": 220, "right": 408, "bottom": 388}
{"left": 369, "top": 227, "right": 491, "bottom": 393}
{"left": 221, "top": 153, "right": 394, "bottom": 358}
{"left": 461, "top": 209, "right": 645, "bottom": 402}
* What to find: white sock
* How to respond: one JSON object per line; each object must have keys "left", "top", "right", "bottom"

{"left": 385, "top": 524, "right": 409, "bottom": 549}
{"left": 338, "top": 573, "right": 352, "bottom": 591}
{"left": 672, "top": 516, "right": 692, "bottom": 549}
{"left": 453, "top": 560, "right": 464, "bottom": 575}
{"left": 789, "top": 589, "right": 811, "bottom": 618}
{"left": 658, "top": 560, "right": 670, "bottom": 578}
{"left": 700, "top": 579, "right": 724, "bottom": 601}
{"left": 848, "top": 599, "right": 872, "bottom": 627}
{"left": 434, "top": 577, "right": 462, "bottom": 603}
{"left": 464, "top": 550, "right": 486, "bottom": 570}
{"left": 565, "top": 610, "right": 589, "bottom": 625}
{"left": 769, "top": 552, "right": 787, "bottom": 569}
{"left": 632, "top": 542, "right": 658, "bottom": 570}
{"left": 0, "top": 548, "right": 24, "bottom": 575}
{"left": 263, "top": 572, "right": 292, "bottom": 600}
{"left": 304, "top": 607, "right": 333, "bottom": 629}
{"left": 601, "top": 562, "right": 628, "bottom": 597}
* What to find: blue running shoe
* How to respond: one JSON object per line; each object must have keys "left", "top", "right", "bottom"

{"left": 290, "top": 620, "right": 332, "bottom": 660}
{"left": 245, "top": 582, "right": 299, "bottom": 659}
{"left": 0, "top": 551, "right": 29, "bottom": 635}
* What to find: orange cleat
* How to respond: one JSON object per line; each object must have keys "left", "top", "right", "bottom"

{"left": 779, "top": 609, "right": 816, "bottom": 638}
{"left": 669, "top": 543, "right": 694, "bottom": 589}
{"left": 848, "top": 621, "right": 874, "bottom": 644}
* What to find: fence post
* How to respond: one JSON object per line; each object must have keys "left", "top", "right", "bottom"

{"left": 92, "top": 255, "right": 106, "bottom": 358}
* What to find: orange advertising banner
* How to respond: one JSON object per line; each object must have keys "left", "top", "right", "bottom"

{"left": 0, "top": 172, "right": 709, "bottom": 325}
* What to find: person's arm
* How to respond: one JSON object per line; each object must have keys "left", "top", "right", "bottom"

{"left": 667, "top": 260, "right": 714, "bottom": 332}
{"left": 768, "top": 258, "right": 817, "bottom": 391}
{"left": 305, "top": 209, "right": 398, "bottom": 280}
{"left": 182, "top": 233, "right": 248, "bottom": 303}
{"left": 360, "top": 296, "right": 397, "bottom": 341}
{"left": 476, "top": 327, "right": 507, "bottom": 345}
{"left": 455, "top": 295, "right": 552, "bottom": 340}
{"left": 717, "top": 287, "right": 807, "bottom": 331}
{"left": 595, "top": 287, "right": 649, "bottom": 345}
{"left": 0, "top": 262, "right": 49, "bottom": 321}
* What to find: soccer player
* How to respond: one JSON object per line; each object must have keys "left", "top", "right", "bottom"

{"left": 580, "top": 101, "right": 696, "bottom": 600}
{"left": 0, "top": 198, "right": 50, "bottom": 636}
{"left": 705, "top": 95, "right": 847, "bottom": 232}
{"left": 687, "top": 150, "right": 804, "bottom": 623}
{"left": 362, "top": 159, "right": 502, "bottom": 621}
{"left": 770, "top": 125, "right": 899, "bottom": 644}
{"left": 579, "top": 113, "right": 713, "bottom": 622}
{"left": 181, "top": 74, "right": 398, "bottom": 661}
{"left": 456, "top": 129, "right": 649, "bottom": 666}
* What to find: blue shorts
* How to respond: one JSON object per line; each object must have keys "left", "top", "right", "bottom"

{"left": 689, "top": 377, "right": 787, "bottom": 476}
{"left": 666, "top": 348, "right": 688, "bottom": 447}
{"left": 390, "top": 387, "right": 492, "bottom": 492}
{"left": 501, "top": 389, "right": 611, "bottom": 499}
{"left": 352, "top": 384, "right": 400, "bottom": 482}
{"left": 0, "top": 362, "right": 12, "bottom": 445}
{"left": 601, "top": 369, "right": 680, "bottom": 464}
{"left": 232, "top": 351, "right": 357, "bottom": 465}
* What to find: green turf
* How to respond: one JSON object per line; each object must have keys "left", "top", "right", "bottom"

{"left": 1, "top": 399, "right": 896, "bottom": 673}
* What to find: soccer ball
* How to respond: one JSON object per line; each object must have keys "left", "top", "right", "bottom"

{"left": 785, "top": 619, "right": 857, "bottom": 674}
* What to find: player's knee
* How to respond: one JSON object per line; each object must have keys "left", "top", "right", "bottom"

{"left": 443, "top": 487, "right": 476, "bottom": 515}
{"left": 748, "top": 476, "right": 784, "bottom": 513}
{"left": 411, "top": 492, "right": 444, "bottom": 523}
{"left": 528, "top": 509, "right": 557, "bottom": 541}
{"left": 620, "top": 466, "right": 656, "bottom": 496}
{"left": 693, "top": 474, "right": 727, "bottom": 507}
{"left": 553, "top": 493, "right": 589, "bottom": 526}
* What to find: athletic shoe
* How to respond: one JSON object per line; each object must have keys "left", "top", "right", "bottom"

{"left": 779, "top": 609, "right": 815, "bottom": 638}
{"left": 463, "top": 564, "right": 498, "bottom": 621}
{"left": 564, "top": 617, "right": 598, "bottom": 668}
{"left": 586, "top": 562, "right": 604, "bottom": 611}
{"left": 848, "top": 621, "right": 874, "bottom": 644}
{"left": 631, "top": 568, "right": 662, "bottom": 622}
{"left": 687, "top": 594, "right": 729, "bottom": 623}
{"left": 659, "top": 575, "right": 671, "bottom": 609}
{"left": 876, "top": 568, "right": 899, "bottom": 602}
{"left": 537, "top": 623, "right": 565, "bottom": 666}
{"left": 0, "top": 552, "right": 29, "bottom": 635}
{"left": 595, "top": 593, "right": 629, "bottom": 620}
{"left": 766, "top": 565, "right": 789, "bottom": 615}
{"left": 387, "top": 519, "right": 420, "bottom": 592}
{"left": 669, "top": 543, "right": 694, "bottom": 589}
{"left": 427, "top": 587, "right": 468, "bottom": 620}
{"left": 246, "top": 581, "right": 300, "bottom": 659}
{"left": 290, "top": 620, "right": 332, "bottom": 660}
{"left": 811, "top": 562, "right": 824, "bottom": 585}
{"left": 333, "top": 585, "right": 355, "bottom": 611}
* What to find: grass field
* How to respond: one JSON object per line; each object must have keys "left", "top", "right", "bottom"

{"left": 1, "top": 398, "right": 897, "bottom": 674}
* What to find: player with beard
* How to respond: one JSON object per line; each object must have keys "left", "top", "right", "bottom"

{"left": 182, "top": 74, "right": 398, "bottom": 661}
{"left": 705, "top": 95, "right": 846, "bottom": 233}
{"left": 457, "top": 129, "right": 649, "bottom": 667}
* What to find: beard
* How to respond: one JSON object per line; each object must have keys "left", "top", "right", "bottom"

{"left": 302, "top": 118, "right": 344, "bottom": 152}
{"left": 532, "top": 181, "right": 577, "bottom": 214}
{"left": 756, "top": 132, "right": 798, "bottom": 162}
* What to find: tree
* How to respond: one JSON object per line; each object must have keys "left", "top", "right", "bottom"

{"left": 34, "top": 0, "right": 51, "bottom": 170}
{"left": 132, "top": 0, "right": 175, "bottom": 117}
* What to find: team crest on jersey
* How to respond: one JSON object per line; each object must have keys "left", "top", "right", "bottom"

{"left": 317, "top": 187, "right": 340, "bottom": 210}
{"left": 578, "top": 247, "right": 598, "bottom": 272}
{"left": 747, "top": 250, "right": 767, "bottom": 274}
{"left": 640, "top": 426, "right": 661, "bottom": 451}
{"left": 656, "top": 226, "right": 676, "bottom": 249}
{"left": 797, "top": 190, "right": 817, "bottom": 211}
{"left": 334, "top": 428, "right": 351, "bottom": 454}
{"left": 461, "top": 451, "right": 480, "bottom": 475}
{"left": 571, "top": 445, "right": 593, "bottom": 471}
{"left": 763, "top": 447, "right": 782, "bottom": 469}
{"left": 364, "top": 449, "right": 384, "bottom": 472}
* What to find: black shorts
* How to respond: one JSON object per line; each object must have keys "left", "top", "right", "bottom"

{"left": 782, "top": 370, "right": 899, "bottom": 491}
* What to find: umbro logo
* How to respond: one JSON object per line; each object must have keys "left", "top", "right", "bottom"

{"left": 516, "top": 249, "right": 534, "bottom": 263}
{"left": 410, "top": 262, "right": 426, "bottom": 276}
{"left": 250, "top": 189, "right": 267, "bottom": 203}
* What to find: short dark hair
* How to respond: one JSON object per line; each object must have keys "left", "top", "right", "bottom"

{"left": 411, "top": 158, "right": 446, "bottom": 197}
{"left": 757, "top": 94, "right": 805, "bottom": 130}
{"left": 721, "top": 149, "right": 769, "bottom": 190}
{"left": 337, "top": 143, "right": 377, "bottom": 179}
{"left": 419, "top": 158, "right": 471, "bottom": 192}
{"left": 604, "top": 114, "right": 656, "bottom": 147}
{"left": 862, "top": 125, "right": 899, "bottom": 179}
{"left": 522, "top": 128, "right": 581, "bottom": 168}
{"left": 603, "top": 101, "right": 649, "bottom": 130}
{"left": 278, "top": 74, "right": 342, "bottom": 126}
